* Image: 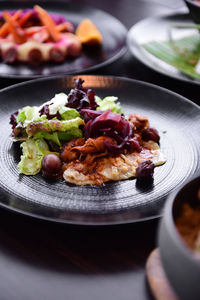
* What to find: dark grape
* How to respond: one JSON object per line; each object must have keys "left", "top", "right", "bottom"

{"left": 125, "top": 138, "right": 142, "bottom": 153}
{"left": 42, "top": 154, "right": 62, "bottom": 179}
{"left": 142, "top": 127, "right": 160, "bottom": 143}
{"left": 136, "top": 160, "right": 154, "bottom": 179}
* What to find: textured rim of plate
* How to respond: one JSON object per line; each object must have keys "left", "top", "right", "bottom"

{"left": 127, "top": 9, "right": 200, "bottom": 86}
{"left": 0, "top": 1, "right": 127, "bottom": 79}
{"left": 0, "top": 75, "right": 199, "bottom": 226}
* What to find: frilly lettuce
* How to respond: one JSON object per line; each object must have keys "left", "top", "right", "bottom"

{"left": 95, "top": 96, "right": 123, "bottom": 114}
{"left": 18, "top": 138, "right": 51, "bottom": 175}
{"left": 26, "top": 117, "right": 84, "bottom": 145}
{"left": 16, "top": 93, "right": 80, "bottom": 125}
{"left": 59, "top": 106, "right": 80, "bottom": 120}
{"left": 33, "top": 128, "right": 83, "bottom": 146}
{"left": 39, "top": 93, "right": 68, "bottom": 115}
{"left": 26, "top": 117, "right": 84, "bottom": 136}
{"left": 16, "top": 106, "right": 46, "bottom": 126}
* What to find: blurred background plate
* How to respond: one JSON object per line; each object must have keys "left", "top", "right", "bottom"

{"left": 0, "top": 75, "right": 199, "bottom": 225}
{"left": 127, "top": 10, "right": 200, "bottom": 85}
{"left": 0, "top": 1, "right": 127, "bottom": 79}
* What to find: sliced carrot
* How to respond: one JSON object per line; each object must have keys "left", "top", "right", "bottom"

{"left": 25, "top": 26, "right": 46, "bottom": 36}
{"left": 3, "top": 11, "right": 27, "bottom": 44}
{"left": 56, "top": 22, "right": 74, "bottom": 33}
{"left": 0, "top": 10, "right": 22, "bottom": 38}
{"left": 18, "top": 11, "right": 33, "bottom": 27}
{"left": 76, "top": 19, "right": 102, "bottom": 45}
{"left": 34, "top": 5, "right": 60, "bottom": 42}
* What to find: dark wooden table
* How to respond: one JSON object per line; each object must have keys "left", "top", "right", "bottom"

{"left": 0, "top": 1, "right": 197, "bottom": 300}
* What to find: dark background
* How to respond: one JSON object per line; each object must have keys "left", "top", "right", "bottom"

{"left": 0, "top": 1, "right": 197, "bottom": 300}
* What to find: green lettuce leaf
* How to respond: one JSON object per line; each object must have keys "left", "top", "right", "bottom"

{"left": 59, "top": 106, "right": 80, "bottom": 120}
{"left": 95, "top": 96, "right": 123, "bottom": 114}
{"left": 57, "top": 128, "right": 83, "bottom": 142}
{"left": 39, "top": 93, "right": 68, "bottom": 115}
{"left": 33, "top": 132, "right": 61, "bottom": 146}
{"left": 16, "top": 106, "right": 41, "bottom": 124}
{"left": 18, "top": 138, "right": 50, "bottom": 175}
{"left": 26, "top": 117, "right": 84, "bottom": 136}
{"left": 26, "top": 117, "right": 84, "bottom": 145}
{"left": 33, "top": 128, "right": 83, "bottom": 146}
{"left": 16, "top": 111, "right": 26, "bottom": 123}
{"left": 16, "top": 106, "right": 48, "bottom": 129}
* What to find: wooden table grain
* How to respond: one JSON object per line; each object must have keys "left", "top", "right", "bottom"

{"left": 0, "top": 1, "right": 197, "bottom": 300}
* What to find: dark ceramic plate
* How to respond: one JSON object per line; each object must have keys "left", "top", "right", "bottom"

{"left": 127, "top": 10, "right": 200, "bottom": 85}
{"left": 0, "top": 1, "right": 127, "bottom": 79}
{"left": 0, "top": 75, "right": 200, "bottom": 225}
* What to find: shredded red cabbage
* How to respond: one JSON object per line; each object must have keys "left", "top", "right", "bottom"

{"left": 81, "top": 109, "right": 142, "bottom": 155}
{"left": 67, "top": 79, "right": 97, "bottom": 111}
{"left": 80, "top": 109, "right": 103, "bottom": 123}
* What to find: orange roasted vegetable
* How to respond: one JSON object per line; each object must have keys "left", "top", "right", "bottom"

{"left": 3, "top": 11, "right": 26, "bottom": 44}
{"left": 18, "top": 11, "right": 33, "bottom": 27}
{"left": 0, "top": 10, "right": 21, "bottom": 38}
{"left": 34, "top": 5, "right": 60, "bottom": 42}
{"left": 76, "top": 19, "right": 102, "bottom": 45}
{"left": 56, "top": 22, "right": 74, "bottom": 33}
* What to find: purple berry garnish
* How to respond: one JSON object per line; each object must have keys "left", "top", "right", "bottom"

{"left": 136, "top": 160, "right": 155, "bottom": 179}
{"left": 142, "top": 127, "right": 160, "bottom": 143}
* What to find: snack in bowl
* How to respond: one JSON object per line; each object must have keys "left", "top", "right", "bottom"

{"left": 10, "top": 78, "right": 166, "bottom": 185}
{"left": 0, "top": 5, "right": 102, "bottom": 65}
{"left": 158, "top": 174, "right": 200, "bottom": 300}
{"left": 175, "top": 189, "right": 200, "bottom": 257}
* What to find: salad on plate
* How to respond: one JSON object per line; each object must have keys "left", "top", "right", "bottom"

{"left": 10, "top": 78, "right": 166, "bottom": 185}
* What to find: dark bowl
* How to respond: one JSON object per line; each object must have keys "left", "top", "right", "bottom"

{"left": 158, "top": 173, "right": 200, "bottom": 300}
{"left": 184, "top": 0, "right": 200, "bottom": 24}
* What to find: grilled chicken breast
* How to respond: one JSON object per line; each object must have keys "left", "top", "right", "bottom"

{"left": 62, "top": 139, "right": 166, "bottom": 186}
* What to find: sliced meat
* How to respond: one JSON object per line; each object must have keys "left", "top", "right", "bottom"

{"left": 67, "top": 38, "right": 82, "bottom": 58}
{"left": 73, "top": 136, "right": 116, "bottom": 155}
{"left": 2, "top": 47, "right": 17, "bottom": 63}
{"left": 28, "top": 48, "right": 42, "bottom": 65}
{"left": 49, "top": 47, "right": 65, "bottom": 63}
{"left": 63, "top": 140, "right": 166, "bottom": 186}
{"left": 128, "top": 113, "right": 149, "bottom": 133}
{"left": 61, "top": 138, "right": 85, "bottom": 162}
{"left": 61, "top": 136, "right": 116, "bottom": 162}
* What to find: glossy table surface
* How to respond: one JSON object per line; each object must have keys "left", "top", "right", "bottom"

{"left": 0, "top": 0, "right": 197, "bottom": 300}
